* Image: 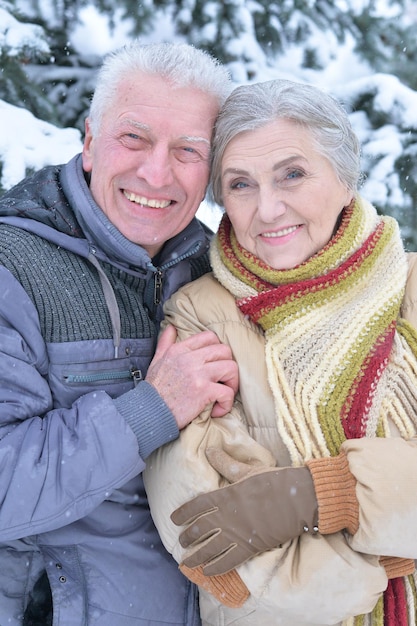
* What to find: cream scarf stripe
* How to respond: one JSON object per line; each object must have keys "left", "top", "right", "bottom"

{"left": 382, "top": 325, "right": 417, "bottom": 439}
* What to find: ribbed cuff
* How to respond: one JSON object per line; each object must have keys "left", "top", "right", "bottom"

{"left": 179, "top": 564, "right": 249, "bottom": 608}
{"left": 307, "top": 451, "right": 359, "bottom": 535}
{"left": 380, "top": 556, "right": 415, "bottom": 579}
{"left": 114, "top": 381, "right": 179, "bottom": 459}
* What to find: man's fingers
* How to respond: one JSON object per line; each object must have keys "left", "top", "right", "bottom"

{"left": 170, "top": 329, "right": 226, "bottom": 353}
{"left": 210, "top": 384, "right": 237, "bottom": 417}
{"left": 197, "top": 360, "right": 238, "bottom": 417}
{"left": 154, "top": 326, "right": 231, "bottom": 361}
{"left": 201, "top": 359, "right": 239, "bottom": 392}
{"left": 153, "top": 324, "right": 177, "bottom": 359}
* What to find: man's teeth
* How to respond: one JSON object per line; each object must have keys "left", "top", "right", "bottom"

{"left": 124, "top": 191, "right": 171, "bottom": 208}
{"left": 263, "top": 225, "right": 298, "bottom": 238}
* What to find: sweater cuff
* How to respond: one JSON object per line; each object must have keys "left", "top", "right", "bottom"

{"left": 179, "top": 564, "right": 250, "bottom": 608}
{"left": 380, "top": 556, "right": 415, "bottom": 579}
{"left": 114, "top": 381, "right": 179, "bottom": 460}
{"left": 306, "top": 451, "right": 359, "bottom": 535}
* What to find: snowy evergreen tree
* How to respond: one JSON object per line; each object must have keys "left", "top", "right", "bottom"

{"left": 351, "top": 0, "right": 417, "bottom": 90}
{"left": 0, "top": 0, "right": 53, "bottom": 120}
{"left": 2, "top": 0, "right": 417, "bottom": 246}
{"left": 334, "top": 74, "right": 417, "bottom": 250}
{"left": 10, "top": 0, "right": 101, "bottom": 131}
{"left": 0, "top": 0, "right": 83, "bottom": 193}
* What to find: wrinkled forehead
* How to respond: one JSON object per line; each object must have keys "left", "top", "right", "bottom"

{"left": 105, "top": 73, "right": 219, "bottom": 137}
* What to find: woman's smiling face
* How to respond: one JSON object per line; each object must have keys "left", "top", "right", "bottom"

{"left": 221, "top": 119, "right": 353, "bottom": 270}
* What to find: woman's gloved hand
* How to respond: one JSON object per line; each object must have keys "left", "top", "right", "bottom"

{"left": 171, "top": 449, "right": 319, "bottom": 575}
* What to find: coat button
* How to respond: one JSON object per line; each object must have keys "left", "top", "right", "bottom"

{"left": 59, "top": 576, "right": 67, "bottom": 583}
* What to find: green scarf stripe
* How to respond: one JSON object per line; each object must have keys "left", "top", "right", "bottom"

{"left": 354, "top": 613, "right": 366, "bottom": 626}
{"left": 370, "top": 595, "right": 384, "bottom": 625}
{"left": 376, "top": 419, "right": 386, "bottom": 438}
{"left": 316, "top": 397, "right": 347, "bottom": 456}
{"left": 229, "top": 201, "right": 367, "bottom": 286}
{"left": 407, "top": 574, "right": 417, "bottom": 623}
{"left": 397, "top": 318, "right": 417, "bottom": 354}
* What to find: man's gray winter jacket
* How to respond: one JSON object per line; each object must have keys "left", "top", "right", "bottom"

{"left": 0, "top": 154, "right": 210, "bottom": 625}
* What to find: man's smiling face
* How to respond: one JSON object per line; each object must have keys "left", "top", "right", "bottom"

{"left": 82, "top": 71, "right": 219, "bottom": 257}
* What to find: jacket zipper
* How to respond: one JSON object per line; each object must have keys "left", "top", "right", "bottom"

{"left": 153, "top": 269, "right": 163, "bottom": 305}
{"left": 64, "top": 367, "right": 143, "bottom": 386}
{"left": 151, "top": 240, "right": 203, "bottom": 306}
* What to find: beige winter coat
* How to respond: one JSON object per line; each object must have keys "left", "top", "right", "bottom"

{"left": 144, "top": 253, "right": 417, "bottom": 626}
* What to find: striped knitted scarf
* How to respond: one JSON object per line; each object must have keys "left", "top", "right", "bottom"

{"left": 211, "top": 197, "right": 417, "bottom": 626}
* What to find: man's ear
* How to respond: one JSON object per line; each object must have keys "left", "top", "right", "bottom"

{"left": 82, "top": 118, "right": 94, "bottom": 172}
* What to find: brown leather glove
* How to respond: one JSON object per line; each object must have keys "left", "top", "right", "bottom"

{"left": 171, "top": 463, "right": 318, "bottom": 575}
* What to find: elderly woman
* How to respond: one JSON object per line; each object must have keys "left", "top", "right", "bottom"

{"left": 143, "top": 79, "right": 417, "bottom": 626}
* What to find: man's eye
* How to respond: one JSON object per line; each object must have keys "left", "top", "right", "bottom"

{"left": 175, "top": 146, "right": 207, "bottom": 163}
{"left": 120, "top": 133, "right": 148, "bottom": 149}
{"left": 121, "top": 133, "right": 142, "bottom": 145}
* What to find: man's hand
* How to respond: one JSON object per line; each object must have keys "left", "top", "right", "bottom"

{"left": 171, "top": 456, "right": 318, "bottom": 575}
{"left": 146, "top": 325, "right": 239, "bottom": 429}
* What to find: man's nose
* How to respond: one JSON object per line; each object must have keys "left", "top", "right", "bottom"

{"left": 136, "top": 145, "right": 174, "bottom": 187}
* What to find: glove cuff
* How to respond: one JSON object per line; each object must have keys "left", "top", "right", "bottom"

{"left": 380, "top": 556, "right": 415, "bottom": 579}
{"left": 306, "top": 451, "right": 359, "bottom": 535}
{"left": 179, "top": 564, "right": 250, "bottom": 608}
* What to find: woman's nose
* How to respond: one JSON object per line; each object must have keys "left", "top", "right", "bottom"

{"left": 257, "top": 189, "right": 287, "bottom": 223}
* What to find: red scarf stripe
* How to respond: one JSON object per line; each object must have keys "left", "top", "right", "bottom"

{"left": 340, "top": 323, "right": 396, "bottom": 439}
{"left": 237, "top": 222, "right": 386, "bottom": 328}
{"left": 385, "top": 578, "right": 409, "bottom": 626}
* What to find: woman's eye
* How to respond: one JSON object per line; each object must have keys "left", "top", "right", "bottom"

{"left": 285, "top": 169, "right": 304, "bottom": 181}
{"left": 230, "top": 180, "right": 249, "bottom": 190}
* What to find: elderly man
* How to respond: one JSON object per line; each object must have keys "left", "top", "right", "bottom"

{"left": 0, "top": 41, "right": 235, "bottom": 625}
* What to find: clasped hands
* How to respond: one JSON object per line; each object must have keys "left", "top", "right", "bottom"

{"left": 171, "top": 448, "right": 319, "bottom": 575}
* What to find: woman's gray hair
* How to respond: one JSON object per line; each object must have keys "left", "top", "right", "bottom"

{"left": 88, "top": 41, "right": 231, "bottom": 135}
{"left": 209, "top": 79, "right": 362, "bottom": 205}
